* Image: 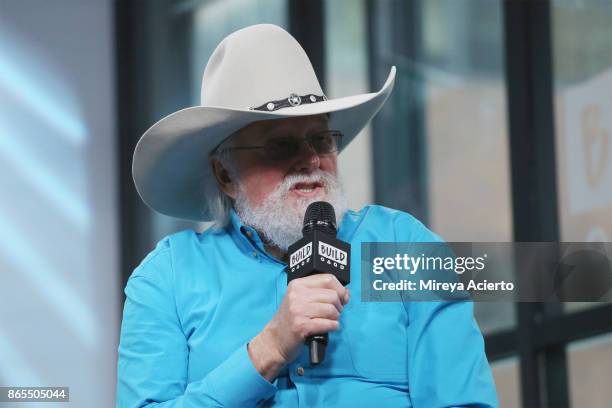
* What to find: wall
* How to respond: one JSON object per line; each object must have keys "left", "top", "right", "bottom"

{"left": 0, "top": 0, "right": 119, "bottom": 405}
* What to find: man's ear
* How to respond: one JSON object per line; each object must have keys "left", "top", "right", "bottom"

{"left": 211, "top": 158, "right": 238, "bottom": 199}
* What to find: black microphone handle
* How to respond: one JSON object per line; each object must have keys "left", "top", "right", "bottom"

{"left": 306, "top": 266, "right": 330, "bottom": 366}
{"left": 306, "top": 333, "right": 328, "bottom": 365}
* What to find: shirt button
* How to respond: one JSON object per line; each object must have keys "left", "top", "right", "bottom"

{"left": 252, "top": 251, "right": 258, "bottom": 258}
{"left": 296, "top": 366, "right": 305, "bottom": 376}
{"left": 245, "top": 231, "right": 252, "bottom": 237}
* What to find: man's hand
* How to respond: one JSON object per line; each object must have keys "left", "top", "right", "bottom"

{"left": 248, "top": 273, "right": 350, "bottom": 381}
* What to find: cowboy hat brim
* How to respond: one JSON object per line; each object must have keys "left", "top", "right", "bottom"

{"left": 132, "top": 66, "right": 396, "bottom": 221}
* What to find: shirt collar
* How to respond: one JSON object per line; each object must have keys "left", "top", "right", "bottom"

{"left": 228, "top": 209, "right": 272, "bottom": 257}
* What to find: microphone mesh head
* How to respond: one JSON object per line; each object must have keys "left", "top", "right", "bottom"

{"left": 303, "top": 201, "right": 336, "bottom": 232}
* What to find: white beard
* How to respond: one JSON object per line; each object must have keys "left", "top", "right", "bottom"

{"left": 234, "top": 170, "right": 348, "bottom": 252}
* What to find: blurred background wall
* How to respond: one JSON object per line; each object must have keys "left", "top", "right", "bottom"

{"left": 1, "top": 0, "right": 611, "bottom": 407}
{"left": 0, "top": 0, "right": 118, "bottom": 406}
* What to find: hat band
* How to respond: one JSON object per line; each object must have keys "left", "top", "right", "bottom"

{"left": 248, "top": 93, "right": 327, "bottom": 112}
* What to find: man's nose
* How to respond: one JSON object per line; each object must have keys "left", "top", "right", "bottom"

{"left": 293, "top": 140, "right": 320, "bottom": 172}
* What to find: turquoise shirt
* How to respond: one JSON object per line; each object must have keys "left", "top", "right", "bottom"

{"left": 117, "top": 205, "right": 499, "bottom": 407}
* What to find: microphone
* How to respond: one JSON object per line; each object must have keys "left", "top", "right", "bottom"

{"left": 285, "top": 201, "right": 351, "bottom": 365}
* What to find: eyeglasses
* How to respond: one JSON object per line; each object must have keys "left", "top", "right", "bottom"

{"left": 219, "top": 130, "right": 343, "bottom": 161}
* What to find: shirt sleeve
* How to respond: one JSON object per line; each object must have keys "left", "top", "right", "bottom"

{"left": 116, "top": 245, "right": 277, "bottom": 407}
{"left": 393, "top": 211, "right": 499, "bottom": 407}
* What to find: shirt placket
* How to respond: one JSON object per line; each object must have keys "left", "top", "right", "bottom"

{"left": 232, "top": 211, "right": 317, "bottom": 404}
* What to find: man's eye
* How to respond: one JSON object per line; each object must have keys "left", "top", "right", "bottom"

{"left": 267, "top": 138, "right": 297, "bottom": 151}
{"left": 312, "top": 134, "right": 333, "bottom": 147}
{"left": 312, "top": 134, "right": 330, "bottom": 143}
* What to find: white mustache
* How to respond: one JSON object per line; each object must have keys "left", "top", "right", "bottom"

{"left": 277, "top": 170, "right": 335, "bottom": 196}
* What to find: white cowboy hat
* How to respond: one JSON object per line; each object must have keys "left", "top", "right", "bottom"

{"left": 132, "top": 24, "right": 396, "bottom": 221}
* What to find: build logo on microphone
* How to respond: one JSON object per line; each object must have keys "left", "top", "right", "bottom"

{"left": 289, "top": 242, "right": 312, "bottom": 269}
{"left": 318, "top": 242, "right": 347, "bottom": 269}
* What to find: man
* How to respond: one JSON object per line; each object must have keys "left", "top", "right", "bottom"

{"left": 117, "top": 24, "right": 498, "bottom": 407}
